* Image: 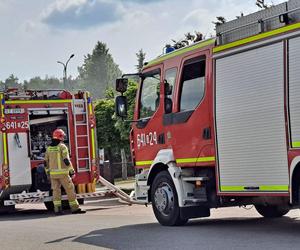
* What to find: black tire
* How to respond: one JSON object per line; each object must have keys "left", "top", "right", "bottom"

{"left": 151, "top": 171, "right": 188, "bottom": 226}
{"left": 0, "top": 201, "right": 15, "bottom": 214}
{"left": 255, "top": 204, "right": 290, "bottom": 218}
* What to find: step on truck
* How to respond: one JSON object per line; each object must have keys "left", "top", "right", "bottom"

{"left": 0, "top": 89, "right": 100, "bottom": 209}
{"left": 115, "top": 0, "right": 300, "bottom": 226}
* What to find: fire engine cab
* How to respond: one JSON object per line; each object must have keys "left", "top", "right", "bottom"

{"left": 0, "top": 88, "right": 99, "bottom": 209}
{"left": 116, "top": 0, "right": 300, "bottom": 226}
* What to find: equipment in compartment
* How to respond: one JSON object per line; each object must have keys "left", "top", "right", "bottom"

{"left": 29, "top": 111, "right": 69, "bottom": 160}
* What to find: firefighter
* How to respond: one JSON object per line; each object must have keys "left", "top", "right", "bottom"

{"left": 44, "top": 129, "right": 86, "bottom": 215}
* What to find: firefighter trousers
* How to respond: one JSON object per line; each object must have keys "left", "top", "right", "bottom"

{"left": 50, "top": 174, "right": 79, "bottom": 212}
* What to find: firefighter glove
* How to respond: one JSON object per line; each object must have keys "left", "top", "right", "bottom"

{"left": 69, "top": 169, "right": 75, "bottom": 178}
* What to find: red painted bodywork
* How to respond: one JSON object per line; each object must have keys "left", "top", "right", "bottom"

{"left": 133, "top": 45, "right": 216, "bottom": 168}
{"left": 131, "top": 38, "right": 299, "bottom": 198}
{"left": 0, "top": 91, "right": 99, "bottom": 190}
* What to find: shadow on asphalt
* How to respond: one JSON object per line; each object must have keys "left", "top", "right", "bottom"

{"left": 72, "top": 216, "right": 300, "bottom": 249}
{"left": 45, "top": 235, "right": 77, "bottom": 244}
{"left": 0, "top": 208, "right": 53, "bottom": 221}
{"left": 0, "top": 201, "right": 127, "bottom": 221}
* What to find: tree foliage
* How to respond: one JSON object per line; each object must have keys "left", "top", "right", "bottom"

{"left": 136, "top": 49, "right": 146, "bottom": 73}
{"left": 94, "top": 98, "right": 122, "bottom": 150}
{"left": 1, "top": 41, "right": 121, "bottom": 96}
{"left": 94, "top": 79, "right": 138, "bottom": 145}
{"left": 4, "top": 74, "right": 20, "bottom": 89}
{"left": 0, "top": 41, "right": 139, "bottom": 177}
{"left": 78, "top": 41, "right": 122, "bottom": 98}
{"left": 23, "top": 76, "right": 63, "bottom": 90}
{"left": 0, "top": 75, "right": 80, "bottom": 91}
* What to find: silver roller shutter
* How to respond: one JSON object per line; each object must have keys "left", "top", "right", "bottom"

{"left": 215, "top": 42, "right": 289, "bottom": 192}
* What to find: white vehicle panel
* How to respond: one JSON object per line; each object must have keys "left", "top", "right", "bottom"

{"left": 8, "top": 133, "right": 31, "bottom": 186}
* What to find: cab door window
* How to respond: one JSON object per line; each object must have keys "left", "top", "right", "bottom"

{"left": 164, "top": 68, "right": 177, "bottom": 114}
{"left": 179, "top": 57, "right": 206, "bottom": 111}
{"left": 139, "top": 70, "right": 161, "bottom": 119}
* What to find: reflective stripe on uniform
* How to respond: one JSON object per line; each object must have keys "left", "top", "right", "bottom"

{"left": 53, "top": 200, "right": 61, "bottom": 206}
{"left": 57, "top": 150, "right": 61, "bottom": 169}
{"left": 48, "top": 146, "right": 62, "bottom": 170}
{"left": 47, "top": 146, "right": 59, "bottom": 152}
{"left": 62, "top": 149, "right": 68, "bottom": 154}
{"left": 50, "top": 169, "right": 69, "bottom": 175}
{"left": 69, "top": 200, "right": 79, "bottom": 207}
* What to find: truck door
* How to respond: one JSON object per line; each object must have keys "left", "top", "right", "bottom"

{"left": 133, "top": 67, "right": 164, "bottom": 168}
{"left": 164, "top": 52, "right": 213, "bottom": 166}
{"left": 3, "top": 111, "right": 32, "bottom": 187}
{"left": 8, "top": 132, "right": 31, "bottom": 186}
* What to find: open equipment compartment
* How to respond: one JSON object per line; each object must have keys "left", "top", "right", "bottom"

{"left": 28, "top": 108, "right": 70, "bottom": 161}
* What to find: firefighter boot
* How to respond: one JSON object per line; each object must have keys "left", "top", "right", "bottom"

{"left": 54, "top": 206, "right": 64, "bottom": 216}
{"left": 71, "top": 208, "right": 86, "bottom": 214}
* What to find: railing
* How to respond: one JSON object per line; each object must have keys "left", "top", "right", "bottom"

{"left": 216, "top": 4, "right": 300, "bottom": 45}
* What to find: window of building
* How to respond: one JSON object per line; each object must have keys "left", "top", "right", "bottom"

{"left": 179, "top": 58, "right": 206, "bottom": 111}
{"left": 139, "top": 70, "right": 161, "bottom": 119}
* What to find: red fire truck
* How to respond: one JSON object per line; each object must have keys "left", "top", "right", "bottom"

{"left": 0, "top": 89, "right": 99, "bottom": 209}
{"left": 116, "top": 0, "right": 300, "bottom": 226}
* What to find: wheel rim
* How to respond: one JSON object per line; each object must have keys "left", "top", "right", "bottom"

{"left": 154, "top": 182, "right": 175, "bottom": 216}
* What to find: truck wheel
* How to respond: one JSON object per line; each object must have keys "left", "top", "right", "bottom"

{"left": 0, "top": 203, "right": 15, "bottom": 214}
{"left": 151, "top": 171, "right": 188, "bottom": 226}
{"left": 255, "top": 204, "right": 290, "bottom": 218}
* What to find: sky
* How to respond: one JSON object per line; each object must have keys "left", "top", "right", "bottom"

{"left": 0, "top": 0, "right": 286, "bottom": 82}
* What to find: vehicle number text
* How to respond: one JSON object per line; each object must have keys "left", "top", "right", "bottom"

{"left": 137, "top": 132, "right": 158, "bottom": 149}
{"left": 5, "top": 121, "right": 29, "bottom": 130}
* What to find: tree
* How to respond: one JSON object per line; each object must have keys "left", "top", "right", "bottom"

{"left": 78, "top": 41, "right": 122, "bottom": 98}
{"left": 23, "top": 76, "right": 67, "bottom": 90}
{"left": 4, "top": 74, "right": 19, "bottom": 89}
{"left": 0, "top": 80, "right": 5, "bottom": 90}
{"left": 94, "top": 96, "right": 124, "bottom": 164}
{"left": 94, "top": 80, "right": 137, "bottom": 174}
{"left": 136, "top": 49, "right": 146, "bottom": 73}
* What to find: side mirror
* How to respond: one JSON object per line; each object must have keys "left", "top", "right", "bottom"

{"left": 115, "top": 96, "right": 128, "bottom": 118}
{"left": 165, "top": 97, "right": 173, "bottom": 114}
{"left": 164, "top": 80, "right": 173, "bottom": 96}
{"left": 116, "top": 78, "right": 128, "bottom": 93}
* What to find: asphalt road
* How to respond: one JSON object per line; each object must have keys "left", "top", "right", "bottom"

{"left": 1, "top": 199, "right": 300, "bottom": 250}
